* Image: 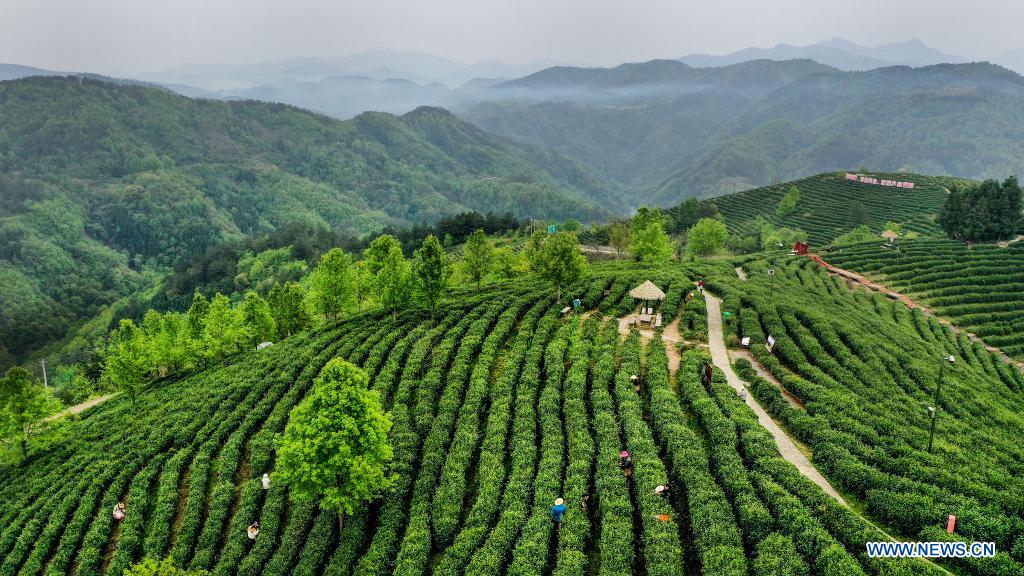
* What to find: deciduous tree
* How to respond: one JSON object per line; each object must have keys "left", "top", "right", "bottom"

{"left": 529, "top": 231, "right": 587, "bottom": 303}
{"left": 240, "top": 291, "right": 277, "bottom": 347}
{"left": 411, "top": 235, "right": 449, "bottom": 318}
{"left": 0, "top": 367, "right": 59, "bottom": 457}
{"left": 275, "top": 358, "right": 395, "bottom": 534}
{"left": 309, "top": 248, "right": 355, "bottom": 321}
{"left": 461, "top": 229, "right": 493, "bottom": 287}
{"left": 686, "top": 217, "right": 728, "bottom": 258}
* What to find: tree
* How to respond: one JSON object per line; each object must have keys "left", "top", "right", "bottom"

{"left": 0, "top": 367, "right": 58, "bottom": 457}
{"left": 686, "top": 217, "right": 729, "bottom": 258}
{"left": 776, "top": 186, "right": 801, "bottom": 217}
{"left": 494, "top": 246, "right": 528, "bottom": 280}
{"left": 411, "top": 235, "right": 450, "bottom": 318}
{"left": 529, "top": 231, "right": 587, "bottom": 303}
{"left": 363, "top": 235, "right": 403, "bottom": 276}
{"left": 461, "top": 229, "right": 494, "bottom": 288}
{"left": 103, "top": 319, "right": 149, "bottom": 403}
{"left": 203, "top": 294, "right": 245, "bottom": 364}
{"left": 939, "top": 177, "right": 1022, "bottom": 241}
{"left": 884, "top": 221, "right": 902, "bottom": 235}
{"left": 375, "top": 241, "right": 412, "bottom": 317}
{"left": 630, "top": 209, "right": 673, "bottom": 264}
{"left": 352, "top": 260, "right": 372, "bottom": 311}
{"left": 240, "top": 291, "right": 277, "bottom": 348}
{"left": 268, "top": 281, "right": 310, "bottom": 337}
{"left": 850, "top": 202, "right": 867, "bottom": 225}
{"left": 185, "top": 290, "right": 209, "bottom": 340}
{"left": 309, "top": 248, "right": 355, "bottom": 321}
{"left": 608, "top": 221, "right": 631, "bottom": 258}
{"left": 275, "top": 358, "right": 395, "bottom": 534}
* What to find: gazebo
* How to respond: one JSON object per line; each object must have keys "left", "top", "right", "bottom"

{"left": 629, "top": 281, "right": 665, "bottom": 326}
{"left": 881, "top": 230, "right": 899, "bottom": 243}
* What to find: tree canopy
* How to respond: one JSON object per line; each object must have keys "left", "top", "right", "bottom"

{"left": 686, "top": 218, "right": 729, "bottom": 258}
{"left": 527, "top": 231, "right": 587, "bottom": 302}
{"left": 938, "top": 177, "right": 1023, "bottom": 242}
{"left": 275, "top": 358, "right": 395, "bottom": 524}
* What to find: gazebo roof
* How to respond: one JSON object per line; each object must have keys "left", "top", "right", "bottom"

{"left": 880, "top": 230, "right": 899, "bottom": 239}
{"left": 629, "top": 280, "right": 666, "bottom": 301}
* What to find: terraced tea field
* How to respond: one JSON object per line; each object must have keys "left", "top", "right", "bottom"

{"left": 686, "top": 172, "right": 963, "bottom": 245}
{"left": 725, "top": 256, "right": 1024, "bottom": 574}
{"left": 825, "top": 238, "right": 1024, "bottom": 359}
{"left": 1, "top": 260, "right": 1020, "bottom": 575}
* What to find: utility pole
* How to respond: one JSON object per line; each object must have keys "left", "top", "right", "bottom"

{"left": 927, "top": 354, "right": 954, "bottom": 453}
{"left": 40, "top": 358, "right": 48, "bottom": 388}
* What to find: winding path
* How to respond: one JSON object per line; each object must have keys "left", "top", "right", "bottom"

{"left": 703, "top": 292, "right": 846, "bottom": 504}
{"left": 43, "top": 393, "right": 117, "bottom": 423}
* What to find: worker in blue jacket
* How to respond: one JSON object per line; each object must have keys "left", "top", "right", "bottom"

{"left": 551, "top": 497, "right": 567, "bottom": 522}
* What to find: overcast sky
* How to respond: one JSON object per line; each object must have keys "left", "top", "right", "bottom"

{"left": 2, "top": 0, "right": 1021, "bottom": 75}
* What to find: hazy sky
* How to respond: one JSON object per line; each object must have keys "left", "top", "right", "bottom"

{"left": 2, "top": 0, "right": 1021, "bottom": 75}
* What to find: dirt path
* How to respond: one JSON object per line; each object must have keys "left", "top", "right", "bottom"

{"left": 727, "top": 349, "right": 804, "bottom": 409}
{"left": 807, "top": 253, "right": 1024, "bottom": 370}
{"left": 997, "top": 234, "right": 1024, "bottom": 248}
{"left": 734, "top": 267, "right": 747, "bottom": 281}
{"left": 704, "top": 292, "right": 846, "bottom": 504}
{"left": 43, "top": 393, "right": 117, "bottom": 422}
{"left": 660, "top": 317, "right": 683, "bottom": 375}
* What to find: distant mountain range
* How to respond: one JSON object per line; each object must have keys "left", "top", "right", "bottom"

{"left": 679, "top": 38, "right": 966, "bottom": 70}
{"left": 135, "top": 49, "right": 565, "bottom": 90}
{"left": 465, "top": 59, "right": 1024, "bottom": 204}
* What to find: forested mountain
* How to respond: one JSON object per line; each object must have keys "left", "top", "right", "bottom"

{"left": 0, "top": 76, "right": 620, "bottom": 366}
{"left": 464, "top": 60, "right": 1024, "bottom": 204}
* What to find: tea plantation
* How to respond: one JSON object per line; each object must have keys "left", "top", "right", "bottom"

{"left": 826, "top": 238, "right": 1024, "bottom": 359}
{"left": 1, "top": 259, "right": 1021, "bottom": 575}
{"left": 686, "top": 172, "right": 964, "bottom": 245}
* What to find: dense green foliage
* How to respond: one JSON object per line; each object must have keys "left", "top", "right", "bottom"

{"left": 275, "top": 358, "right": 394, "bottom": 518}
{"left": 827, "top": 238, "right": 1024, "bottom": 359}
{"left": 0, "top": 77, "right": 620, "bottom": 367}
{"left": 937, "top": 177, "right": 1023, "bottom": 241}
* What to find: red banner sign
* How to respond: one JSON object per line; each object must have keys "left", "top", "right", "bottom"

{"left": 845, "top": 173, "right": 915, "bottom": 189}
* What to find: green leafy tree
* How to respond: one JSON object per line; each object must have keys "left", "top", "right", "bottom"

{"left": 275, "top": 358, "right": 395, "bottom": 534}
{"left": 494, "top": 247, "right": 528, "bottom": 280}
{"left": 0, "top": 367, "right": 59, "bottom": 457}
{"left": 376, "top": 243, "right": 412, "bottom": 317}
{"left": 268, "top": 281, "right": 310, "bottom": 337}
{"left": 309, "top": 248, "right": 355, "bottom": 321}
{"left": 240, "top": 291, "right": 277, "bottom": 347}
{"left": 529, "top": 231, "right": 587, "bottom": 303}
{"left": 461, "top": 229, "right": 494, "bottom": 288}
{"left": 203, "top": 293, "right": 245, "bottom": 363}
{"left": 185, "top": 291, "right": 210, "bottom": 340}
{"left": 833, "top": 225, "right": 877, "bottom": 245}
{"left": 776, "top": 186, "right": 801, "bottom": 217}
{"left": 608, "top": 220, "right": 631, "bottom": 258}
{"left": 850, "top": 202, "right": 867, "bottom": 225}
{"left": 884, "top": 221, "right": 902, "bottom": 234}
{"left": 411, "top": 235, "right": 449, "bottom": 318}
{"left": 352, "top": 260, "right": 372, "bottom": 311}
{"left": 363, "top": 235, "right": 403, "bottom": 276}
{"left": 686, "top": 217, "right": 729, "bottom": 258}
{"left": 103, "top": 319, "right": 150, "bottom": 403}
{"left": 629, "top": 209, "right": 673, "bottom": 264}
{"left": 938, "top": 177, "right": 1022, "bottom": 241}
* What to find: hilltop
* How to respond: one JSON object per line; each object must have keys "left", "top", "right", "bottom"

{"left": 0, "top": 76, "right": 621, "bottom": 366}
{"left": 667, "top": 171, "right": 967, "bottom": 245}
